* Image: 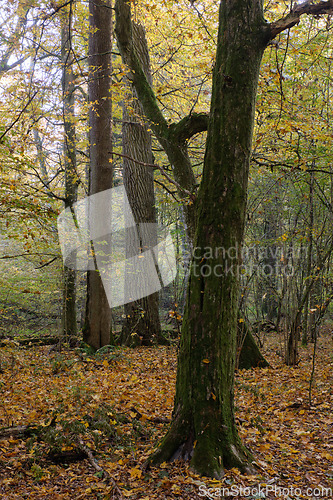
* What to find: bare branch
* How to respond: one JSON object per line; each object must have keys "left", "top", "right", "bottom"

{"left": 0, "top": 91, "right": 38, "bottom": 142}
{"left": 154, "top": 179, "right": 180, "bottom": 202}
{"left": 269, "top": 0, "right": 333, "bottom": 40}
{"left": 0, "top": 3, "right": 30, "bottom": 75}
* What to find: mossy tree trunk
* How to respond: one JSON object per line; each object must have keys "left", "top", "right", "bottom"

{"left": 115, "top": 1, "right": 208, "bottom": 242}
{"left": 115, "top": 0, "right": 333, "bottom": 477}
{"left": 149, "top": 0, "right": 268, "bottom": 478}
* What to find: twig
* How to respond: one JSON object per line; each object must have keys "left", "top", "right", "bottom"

{"left": 76, "top": 437, "right": 123, "bottom": 499}
{"left": 128, "top": 406, "right": 170, "bottom": 424}
{"left": 35, "top": 256, "right": 58, "bottom": 269}
{"left": 154, "top": 179, "right": 180, "bottom": 202}
{"left": 0, "top": 91, "right": 38, "bottom": 142}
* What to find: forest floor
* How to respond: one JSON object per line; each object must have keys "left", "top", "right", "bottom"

{"left": 0, "top": 328, "right": 332, "bottom": 500}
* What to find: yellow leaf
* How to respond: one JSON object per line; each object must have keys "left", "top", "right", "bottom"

{"left": 202, "top": 359, "right": 210, "bottom": 364}
{"left": 102, "top": 359, "right": 109, "bottom": 367}
{"left": 130, "top": 467, "right": 142, "bottom": 479}
{"left": 238, "top": 318, "right": 244, "bottom": 323}
{"left": 211, "top": 392, "right": 216, "bottom": 400}
{"left": 171, "top": 484, "right": 181, "bottom": 493}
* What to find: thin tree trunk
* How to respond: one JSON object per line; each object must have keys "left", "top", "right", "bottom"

{"left": 302, "top": 168, "right": 314, "bottom": 345}
{"left": 83, "top": 0, "right": 113, "bottom": 350}
{"left": 61, "top": 4, "right": 78, "bottom": 338}
{"left": 286, "top": 236, "right": 333, "bottom": 364}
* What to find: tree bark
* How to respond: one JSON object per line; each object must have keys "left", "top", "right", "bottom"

{"left": 149, "top": 0, "right": 268, "bottom": 477}
{"left": 83, "top": 0, "right": 113, "bottom": 350}
{"left": 115, "top": 0, "right": 207, "bottom": 242}
{"left": 61, "top": 4, "right": 78, "bottom": 338}
{"left": 237, "top": 320, "right": 270, "bottom": 370}
{"left": 119, "top": 23, "right": 163, "bottom": 346}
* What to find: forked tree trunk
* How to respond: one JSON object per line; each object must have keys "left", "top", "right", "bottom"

{"left": 149, "top": 0, "right": 268, "bottom": 477}
{"left": 83, "top": 0, "right": 113, "bottom": 350}
{"left": 115, "top": 0, "right": 333, "bottom": 478}
{"left": 119, "top": 23, "right": 163, "bottom": 347}
{"left": 114, "top": 0, "right": 268, "bottom": 367}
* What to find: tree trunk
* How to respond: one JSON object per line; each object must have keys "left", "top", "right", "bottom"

{"left": 61, "top": 5, "right": 78, "bottom": 338}
{"left": 261, "top": 199, "right": 279, "bottom": 322}
{"left": 285, "top": 237, "right": 333, "bottom": 364}
{"left": 149, "top": 0, "right": 268, "bottom": 477}
{"left": 115, "top": 0, "right": 206, "bottom": 242}
{"left": 83, "top": 0, "right": 113, "bottom": 350}
{"left": 119, "top": 23, "right": 162, "bottom": 346}
{"left": 302, "top": 168, "right": 314, "bottom": 345}
{"left": 237, "top": 320, "right": 270, "bottom": 370}
{"left": 115, "top": 0, "right": 268, "bottom": 367}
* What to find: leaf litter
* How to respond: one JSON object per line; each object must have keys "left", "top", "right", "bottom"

{"left": 0, "top": 330, "right": 332, "bottom": 499}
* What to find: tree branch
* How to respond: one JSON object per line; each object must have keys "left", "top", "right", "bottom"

{"left": 0, "top": 91, "right": 38, "bottom": 142}
{"left": 115, "top": 0, "right": 168, "bottom": 139}
{"left": 269, "top": 0, "right": 333, "bottom": 40}
{"left": 170, "top": 112, "right": 209, "bottom": 144}
{"left": 114, "top": 0, "right": 199, "bottom": 239}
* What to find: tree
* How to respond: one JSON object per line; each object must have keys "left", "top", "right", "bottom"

{"left": 115, "top": 0, "right": 269, "bottom": 368}
{"left": 61, "top": 2, "right": 78, "bottom": 339}
{"left": 83, "top": 0, "right": 113, "bottom": 350}
{"left": 115, "top": 2, "right": 208, "bottom": 243}
{"left": 116, "top": 0, "right": 333, "bottom": 477}
{"left": 119, "top": 22, "right": 163, "bottom": 346}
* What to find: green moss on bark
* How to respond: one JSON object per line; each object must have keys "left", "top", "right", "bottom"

{"left": 148, "top": 0, "right": 267, "bottom": 477}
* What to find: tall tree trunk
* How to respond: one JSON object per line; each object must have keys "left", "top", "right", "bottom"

{"left": 115, "top": 0, "right": 268, "bottom": 368}
{"left": 302, "top": 168, "right": 314, "bottom": 345}
{"left": 83, "top": 0, "right": 113, "bottom": 350}
{"left": 120, "top": 23, "right": 162, "bottom": 346}
{"left": 149, "top": 0, "right": 267, "bottom": 477}
{"left": 61, "top": 3, "right": 78, "bottom": 338}
{"left": 261, "top": 198, "right": 279, "bottom": 322}
{"left": 115, "top": 0, "right": 333, "bottom": 477}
